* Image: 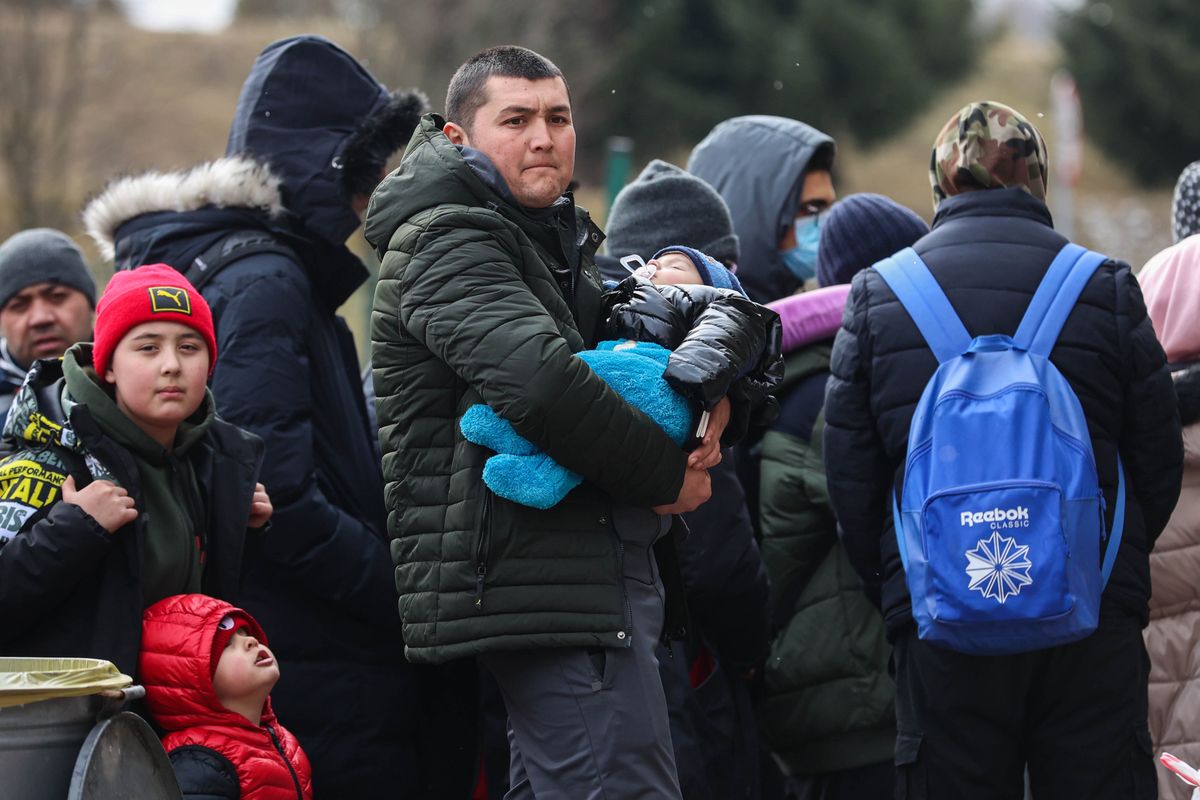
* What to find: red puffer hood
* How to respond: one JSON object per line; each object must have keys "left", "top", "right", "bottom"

{"left": 140, "top": 593, "right": 276, "bottom": 731}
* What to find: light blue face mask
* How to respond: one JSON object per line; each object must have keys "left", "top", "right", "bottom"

{"left": 780, "top": 214, "right": 822, "bottom": 282}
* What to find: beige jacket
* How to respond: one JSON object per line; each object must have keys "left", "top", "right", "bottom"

{"left": 1146, "top": 418, "right": 1200, "bottom": 800}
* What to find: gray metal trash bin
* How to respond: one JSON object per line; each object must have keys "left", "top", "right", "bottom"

{"left": 69, "top": 711, "right": 182, "bottom": 799}
{"left": 0, "top": 658, "right": 180, "bottom": 800}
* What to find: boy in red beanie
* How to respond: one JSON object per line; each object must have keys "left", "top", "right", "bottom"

{"left": 140, "top": 593, "right": 312, "bottom": 800}
{"left": 0, "top": 264, "right": 271, "bottom": 678}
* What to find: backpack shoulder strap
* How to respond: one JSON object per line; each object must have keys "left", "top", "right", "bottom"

{"left": 183, "top": 230, "right": 298, "bottom": 292}
{"left": 1101, "top": 457, "right": 1126, "bottom": 586}
{"left": 873, "top": 247, "right": 971, "bottom": 364}
{"left": 1013, "top": 243, "right": 1110, "bottom": 358}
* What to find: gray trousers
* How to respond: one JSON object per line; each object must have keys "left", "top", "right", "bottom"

{"left": 481, "top": 506, "right": 683, "bottom": 800}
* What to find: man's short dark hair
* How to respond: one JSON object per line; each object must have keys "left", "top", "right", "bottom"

{"left": 445, "top": 46, "right": 568, "bottom": 133}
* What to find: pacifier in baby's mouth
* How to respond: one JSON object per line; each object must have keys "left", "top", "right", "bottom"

{"left": 619, "top": 254, "right": 657, "bottom": 281}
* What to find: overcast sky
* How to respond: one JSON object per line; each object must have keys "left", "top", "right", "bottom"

{"left": 114, "top": 0, "right": 238, "bottom": 33}
{"left": 113, "top": 0, "right": 1089, "bottom": 36}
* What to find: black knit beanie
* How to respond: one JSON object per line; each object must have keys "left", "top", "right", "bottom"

{"left": 815, "top": 193, "right": 930, "bottom": 287}
{"left": 1173, "top": 160, "right": 1200, "bottom": 243}
{"left": 605, "top": 160, "right": 739, "bottom": 264}
{"left": 0, "top": 228, "right": 97, "bottom": 310}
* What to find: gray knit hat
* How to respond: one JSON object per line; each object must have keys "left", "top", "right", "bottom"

{"left": 0, "top": 228, "right": 96, "bottom": 310}
{"left": 1173, "top": 160, "right": 1200, "bottom": 243}
{"left": 605, "top": 160, "right": 739, "bottom": 264}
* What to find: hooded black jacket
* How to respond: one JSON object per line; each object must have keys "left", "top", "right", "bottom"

{"left": 823, "top": 188, "right": 1183, "bottom": 636}
{"left": 83, "top": 36, "right": 420, "bottom": 799}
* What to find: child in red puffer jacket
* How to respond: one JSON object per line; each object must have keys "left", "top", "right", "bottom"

{"left": 140, "top": 593, "right": 312, "bottom": 800}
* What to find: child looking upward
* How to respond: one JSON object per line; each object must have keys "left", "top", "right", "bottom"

{"left": 141, "top": 593, "right": 311, "bottom": 800}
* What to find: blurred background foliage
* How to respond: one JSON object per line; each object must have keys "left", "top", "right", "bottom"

{"left": 1060, "top": 0, "right": 1200, "bottom": 186}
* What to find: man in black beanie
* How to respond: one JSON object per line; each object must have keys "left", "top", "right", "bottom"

{"left": 0, "top": 228, "right": 96, "bottom": 417}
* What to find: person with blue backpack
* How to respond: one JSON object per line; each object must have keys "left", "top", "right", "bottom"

{"left": 823, "top": 100, "right": 1183, "bottom": 799}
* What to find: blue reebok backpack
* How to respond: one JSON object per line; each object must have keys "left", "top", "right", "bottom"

{"left": 874, "top": 243, "right": 1125, "bottom": 655}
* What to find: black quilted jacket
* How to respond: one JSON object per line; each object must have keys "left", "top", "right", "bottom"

{"left": 823, "top": 187, "right": 1182, "bottom": 635}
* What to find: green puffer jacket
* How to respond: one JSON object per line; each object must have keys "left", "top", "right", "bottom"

{"left": 759, "top": 345, "right": 895, "bottom": 775}
{"left": 365, "top": 115, "right": 689, "bottom": 664}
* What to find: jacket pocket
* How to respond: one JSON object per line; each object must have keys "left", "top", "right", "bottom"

{"left": 895, "top": 732, "right": 926, "bottom": 800}
{"left": 586, "top": 647, "right": 609, "bottom": 692}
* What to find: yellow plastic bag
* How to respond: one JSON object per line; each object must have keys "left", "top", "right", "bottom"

{"left": 0, "top": 658, "right": 131, "bottom": 709}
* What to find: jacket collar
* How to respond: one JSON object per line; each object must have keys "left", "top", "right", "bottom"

{"left": 931, "top": 186, "right": 1055, "bottom": 230}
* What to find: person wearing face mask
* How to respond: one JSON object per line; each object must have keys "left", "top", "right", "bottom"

{"left": 688, "top": 116, "right": 837, "bottom": 304}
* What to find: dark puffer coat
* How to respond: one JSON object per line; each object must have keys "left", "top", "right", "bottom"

{"left": 83, "top": 36, "right": 421, "bottom": 799}
{"left": 823, "top": 187, "right": 1183, "bottom": 636}
{"left": 602, "top": 277, "right": 783, "bottom": 437}
{"left": 759, "top": 344, "right": 895, "bottom": 775}
{"left": 605, "top": 278, "right": 780, "bottom": 799}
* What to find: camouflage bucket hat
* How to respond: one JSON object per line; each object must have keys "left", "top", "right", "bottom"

{"left": 929, "top": 101, "right": 1048, "bottom": 211}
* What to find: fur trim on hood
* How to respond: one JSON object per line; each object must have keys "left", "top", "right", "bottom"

{"left": 83, "top": 157, "right": 285, "bottom": 262}
{"left": 340, "top": 88, "right": 428, "bottom": 199}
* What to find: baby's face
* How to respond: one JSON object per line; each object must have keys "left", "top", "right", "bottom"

{"left": 644, "top": 251, "right": 703, "bottom": 286}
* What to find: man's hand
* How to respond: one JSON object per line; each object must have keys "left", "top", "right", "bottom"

{"left": 248, "top": 482, "right": 273, "bottom": 529}
{"left": 62, "top": 475, "right": 137, "bottom": 534}
{"left": 653, "top": 465, "right": 712, "bottom": 515}
{"left": 688, "top": 396, "right": 731, "bottom": 470}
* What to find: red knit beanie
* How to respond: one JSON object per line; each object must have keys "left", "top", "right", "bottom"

{"left": 92, "top": 264, "right": 217, "bottom": 381}
{"left": 210, "top": 609, "right": 266, "bottom": 677}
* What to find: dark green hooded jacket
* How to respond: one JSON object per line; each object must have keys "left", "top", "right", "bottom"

{"left": 759, "top": 344, "right": 895, "bottom": 775}
{"left": 366, "top": 115, "right": 689, "bottom": 664}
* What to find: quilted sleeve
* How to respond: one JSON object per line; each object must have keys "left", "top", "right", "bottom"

{"left": 822, "top": 272, "right": 893, "bottom": 598}
{"left": 1116, "top": 263, "right": 1183, "bottom": 544}
{"left": 400, "top": 212, "right": 686, "bottom": 508}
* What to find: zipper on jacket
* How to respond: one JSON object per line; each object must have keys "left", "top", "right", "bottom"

{"left": 266, "top": 723, "right": 304, "bottom": 800}
{"left": 605, "top": 506, "right": 634, "bottom": 649}
{"left": 474, "top": 489, "right": 494, "bottom": 608}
